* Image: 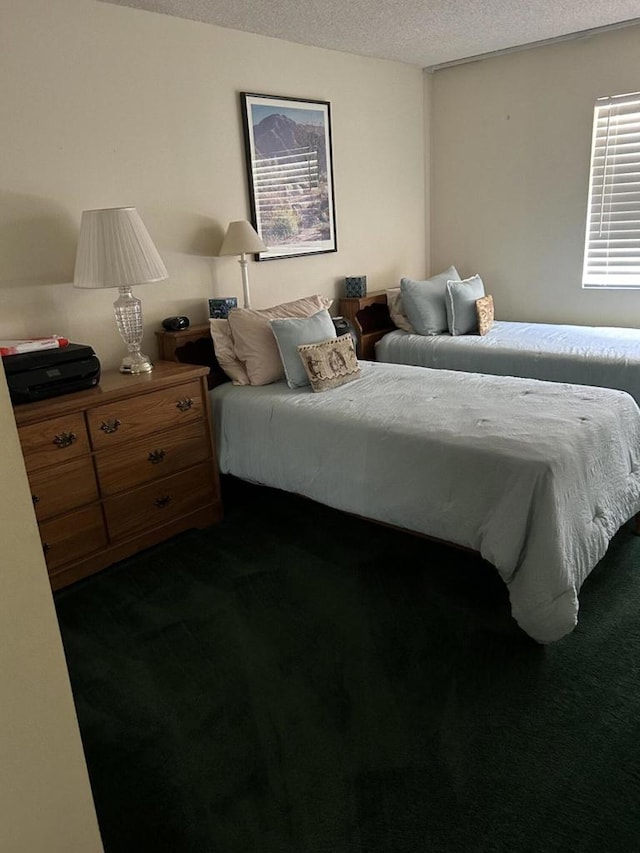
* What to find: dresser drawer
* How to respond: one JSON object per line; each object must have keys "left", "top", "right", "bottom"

{"left": 104, "top": 463, "right": 215, "bottom": 542}
{"left": 12, "top": 361, "right": 220, "bottom": 591}
{"left": 28, "top": 455, "right": 99, "bottom": 522}
{"left": 87, "top": 380, "right": 203, "bottom": 449}
{"left": 18, "top": 412, "right": 89, "bottom": 472}
{"left": 95, "top": 421, "right": 211, "bottom": 496}
{"left": 40, "top": 504, "right": 107, "bottom": 572}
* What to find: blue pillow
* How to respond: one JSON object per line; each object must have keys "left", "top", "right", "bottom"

{"left": 400, "top": 266, "right": 460, "bottom": 335}
{"left": 445, "top": 274, "right": 486, "bottom": 336}
{"left": 270, "top": 309, "right": 337, "bottom": 388}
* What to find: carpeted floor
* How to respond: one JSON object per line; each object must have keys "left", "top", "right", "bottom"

{"left": 55, "top": 476, "right": 640, "bottom": 853}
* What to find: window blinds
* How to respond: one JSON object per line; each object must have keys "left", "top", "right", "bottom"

{"left": 582, "top": 92, "right": 640, "bottom": 288}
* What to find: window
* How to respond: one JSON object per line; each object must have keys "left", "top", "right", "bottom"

{"left": 582, "top": 91, "right": 640, "bottom": 289}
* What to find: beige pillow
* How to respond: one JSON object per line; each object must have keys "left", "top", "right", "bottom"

{"left": 209, "top": 319, "right": 250, "bottom": 385}
{"left": 297, "top": 334, "right": 361, "bottom": 393}
{"left": 228, "top": 295, "right": 332, "bottom": 386}
{"left": 475, "top": 294, "right": 494, "bottom": 336}
{"left": 386, "top": 288, "right": 415, "bottom": 333}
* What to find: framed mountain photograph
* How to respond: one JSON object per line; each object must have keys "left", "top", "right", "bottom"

{"left": 240, "top": 93, "right": 337, "bottom": 261}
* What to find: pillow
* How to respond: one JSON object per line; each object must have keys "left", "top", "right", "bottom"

{"left": 209, "top": 319, "right": 250, "bottom": 385}
{"left": 476, "top": 294, "right": 494, "bottom": 336}
{"left": 227, "top": 295, "right": 332, "bottom": 386}
{"left": 270, "top": 309, "right": 337, "bottom": 388}
{"left": 298, "top": 334, "right": 361, "bottom": 393}
{"left": 399, "top": 266, "right": 461, "bottom": 335}
{"left": 386, "top": 288, "right": 415, "bottom": 333}
{"left": 445, "top": 274, "right": 485, "bottom": 336}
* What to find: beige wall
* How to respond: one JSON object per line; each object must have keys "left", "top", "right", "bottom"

{"left": 1, "top": 0, "right": 426, "bottom": 371}
{"left": 0, "top": 365, "right": 102, "bottom": 851}
{"left": 429, "top": 24, "right": 640, "bottom": 326}
{"left": 0, "top": 1, "right": 426, "bottom": 843}
{"left": 423, "top": 72, "right": 433, "bottom": 275}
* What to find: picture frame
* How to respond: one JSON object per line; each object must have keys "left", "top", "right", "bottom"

{"left": 208, "top": 297, "right": 238, "bottom": 319}
{"left": 240, "top": 92, "right": 337, "bottom": 261}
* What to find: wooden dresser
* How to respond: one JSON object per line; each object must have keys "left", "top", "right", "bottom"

{"left": 12, "top": 361, "right": 222, "bottom": 590}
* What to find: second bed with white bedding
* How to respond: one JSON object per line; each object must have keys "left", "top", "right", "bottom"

{"left": 375, "top": 320, "right": 640, "bottom": 404}
{"left": 211, "top": 361, "right": 640, "bottom": 645}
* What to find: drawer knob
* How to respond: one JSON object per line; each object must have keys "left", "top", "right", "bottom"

{"left": 32, "top": 494, "right": 40, "bottom": 505}
{"left": 154, "top": 495, "right": 172, "bottom": 508}
{"left": 148, "top": 449, "right": 166, "bottom": 464}
{"left": 176, "top": 397, "right": 193, "bottom": 412}
{"left": 100, "top": 418, "right": 121, "bottom": 434}
{"left": 53, "top": 431, "right": 76, "bottom": 448}
{"left": 42, "top": 542, "right": 50, "bottom": 555}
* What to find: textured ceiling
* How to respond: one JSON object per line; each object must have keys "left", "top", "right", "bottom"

{"left": 102, "top": 0, "right": 640, "bottom": 69}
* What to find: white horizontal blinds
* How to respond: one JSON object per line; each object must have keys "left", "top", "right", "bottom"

{"left": 583, "top": 91, "right": 640, "bottom": 288}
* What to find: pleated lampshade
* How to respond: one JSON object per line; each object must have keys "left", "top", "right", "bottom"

{"left": 73, "top": 207, "right": 167, "bottom": 289}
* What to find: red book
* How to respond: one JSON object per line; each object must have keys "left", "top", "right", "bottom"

{"left": 0, "top": 336, "right": 70, "bottom": 357}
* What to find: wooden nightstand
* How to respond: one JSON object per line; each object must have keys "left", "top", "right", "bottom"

{"left": 338, "top": 293, "right": 394, "bottom": 360}
{"left": 155, "top": 324, "right": 211, "bottom": 362}
{"left": 12, "top": 361, "right": 222, "bottom": 590}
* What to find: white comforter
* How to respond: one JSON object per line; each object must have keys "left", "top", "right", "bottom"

{"left": 375, "top": 321, "right": 640, "bottom": 405}
{"left": 211, "top": 361, "right": 640, "bottom": 643}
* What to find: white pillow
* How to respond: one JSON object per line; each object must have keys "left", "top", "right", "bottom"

{"left": 227, "top": 295, "right": 333, "bottom": 386}
{"left": 386, "top": 288, "right": 415, "bottom": 333}
{"left": 209, "top": 319, "right": 250, "bottom": 385}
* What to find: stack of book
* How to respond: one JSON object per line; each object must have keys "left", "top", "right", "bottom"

{"left": 0, "top": 336, "right": 70, "bottom": 357}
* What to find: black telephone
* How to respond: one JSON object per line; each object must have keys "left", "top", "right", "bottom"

{"left": 332, "top": 316, "right": 359, "bottom": 356}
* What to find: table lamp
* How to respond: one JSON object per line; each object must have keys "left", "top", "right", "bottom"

{"left": 218, "top": 220, "right": 267, "bottom": 308}
{"left": 73, "top": 207, "right": 168, "bottom": 374}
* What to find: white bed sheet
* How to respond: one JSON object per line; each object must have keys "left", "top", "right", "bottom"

{"left": 375, "top": 321, "right": 640, "bottom": 405}
{"left": 210, "top": 361, "right": 640, "bottom": 643}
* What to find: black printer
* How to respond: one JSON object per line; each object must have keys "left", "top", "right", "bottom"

{"left": 3, "top": 343, "right": 101, "bottom": 405}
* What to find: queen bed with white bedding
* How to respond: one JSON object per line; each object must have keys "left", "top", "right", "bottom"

{"left": 209, "top": 360, "right": 640, "bottom": 645}
{"left": 169, "top": 296, "right": 640, "bottom": 645}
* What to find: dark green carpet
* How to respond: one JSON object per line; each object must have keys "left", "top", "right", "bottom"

{"left": 54, "top": 477, "right": 640, "bottom": 853}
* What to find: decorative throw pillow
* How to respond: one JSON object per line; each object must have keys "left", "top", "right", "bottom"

{"left": 476, "top": 295, "right": 494, "bottom": 336}
{"left": 298, "top": 334, "right": 361, "bottom": 393}
{"left": 227, "top": 295, "right": 333, "bottom": 386}
{"left": 209, "top": 319, "right": 250, "bottom": 385}
{"left": 270, "top": 309, "right": 337, "bottom": 389}
{"left": 386, "top": 288, "right": 415, "bottom": 333}
{"left": 399, "top": 266, "right": 461, "bottom": 335}
{"left": 445, "top": 274, "right": 486, "bottom": 336}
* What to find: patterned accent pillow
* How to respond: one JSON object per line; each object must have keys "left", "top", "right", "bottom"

{"left": 297, "top": 334, "right": 361, "bottom": 393}
{"left": 476, "top": 294, "right": 494, "bottom": 336}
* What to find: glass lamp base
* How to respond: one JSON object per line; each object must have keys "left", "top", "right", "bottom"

{"left": 113, "top": 286, "right": 153, "bottom": 373}
{"left": 120, "top": 350, "right": 153, "bottom": 374}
